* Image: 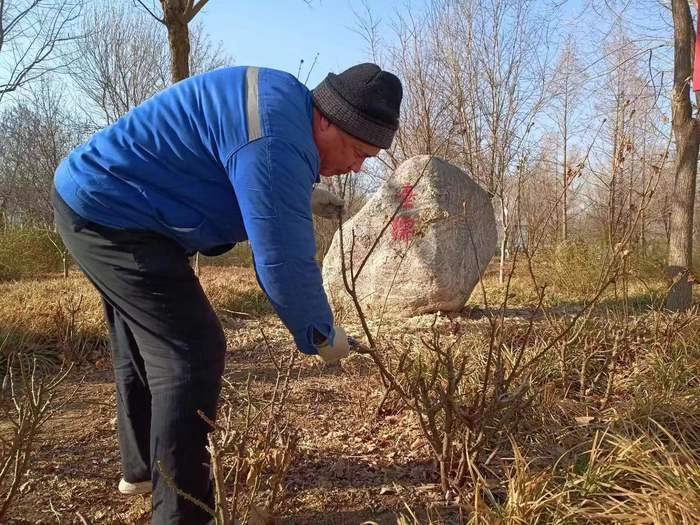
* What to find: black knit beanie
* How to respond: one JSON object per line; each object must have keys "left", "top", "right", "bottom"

{"left": 312, "top": 63, "right": 403, "bottom": 149}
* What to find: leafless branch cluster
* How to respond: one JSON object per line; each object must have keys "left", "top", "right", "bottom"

{"left": 158, "top": 333, "right": 299, "bottom": 525}
{"left": 0, "top": 346, "right": 74, "bottom": 521}
{"left": 0, "top": 0, "right": 82, "bottom": 104}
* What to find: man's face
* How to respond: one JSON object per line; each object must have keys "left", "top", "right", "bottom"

{"left": 314, "top": 113, "right": 381, "bottom": 176}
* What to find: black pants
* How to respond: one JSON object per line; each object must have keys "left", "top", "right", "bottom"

{"left": 52, "top": 188, "right": 225, "bottom": 525}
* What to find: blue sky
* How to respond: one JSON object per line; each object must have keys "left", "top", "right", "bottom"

{"left": 195, "top": 0, "right": 607, "bottom": 86}
{"left": 197, "top": 0, "right": 410, "bottom": 87}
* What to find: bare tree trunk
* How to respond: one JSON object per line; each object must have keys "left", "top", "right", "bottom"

{"left": 163, "top": 12, "right": 191, "bottom": 81}
{"left": 608, "top": 92, "right": 623, "bottom": 248}
{"left": 640, "top": 137, "right": 647, "bottom": 254}
{"left": 162, "top": 2, "right": 197, "bottom": 271}
{"left": 499, "top": 201, "right": 508, "bottom": 284}
{"left": 666, "top": 0, "right": 700, "bottom": 311}
{"left": 562, "top": 98, "right": 568, "bottom": 242}
{"left": 551, "top": 36, "right": 582, "bottom": 244}
{"left": 135, "top": 1, "right": 210, "bottom": 83}
{"left": 666, "top": 127, "right": 699, "bottom": 309}
{"left": 628, "top": 133, "right": 635, "bottom": 245}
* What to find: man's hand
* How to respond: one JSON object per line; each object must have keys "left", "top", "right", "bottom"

{"left": 311, "top": 187, "right": 345, "bottom": 218}
{"left": 315, "top": 326, "right": 351, "bottom": 364}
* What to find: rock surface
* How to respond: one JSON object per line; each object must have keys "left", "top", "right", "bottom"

{"left": 322, "top": 155, "right": 497, "bottom": 318}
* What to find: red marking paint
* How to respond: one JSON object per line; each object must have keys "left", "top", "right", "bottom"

{"left": 399, "top": 184, "right": 415, "bottom": 209}
{"left": 392, "top": 216, "right": 416, "bottom": 242}
{"left": 391, "top": 184, "right": 417, "bottom": 242}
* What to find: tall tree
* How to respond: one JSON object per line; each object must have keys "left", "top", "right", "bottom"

{"left": 666, "top": 0, "right": 699, "bottom": 311}
{"left": 550, "top": 36, "right": 585, "bottom": 242}
{"left": 72, "top": 3, "right": 228, "bottom": 126}
{"left": 136, "top": 0, "right": 210, "bottom": 82}
{"left": 72, "top": 4, "right": 166, "bottom": 125}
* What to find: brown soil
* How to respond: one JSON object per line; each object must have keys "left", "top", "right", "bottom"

{"left": 4, "top": 299, "right": 450, "bottom": 525}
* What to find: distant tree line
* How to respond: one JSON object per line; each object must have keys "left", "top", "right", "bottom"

{"left": 1, "top": 0, "right": 698, "bottom": 310}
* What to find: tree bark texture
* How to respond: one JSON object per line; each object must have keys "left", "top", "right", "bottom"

{"left": 158, "top": 0, "right": 210, "bottom": 82}
{"left": 666, "top": 0, "right": 700, "bottom": 311}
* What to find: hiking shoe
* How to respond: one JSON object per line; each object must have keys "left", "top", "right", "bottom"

{"left": 118, "top": 478, "right": 152, "bottom": 495}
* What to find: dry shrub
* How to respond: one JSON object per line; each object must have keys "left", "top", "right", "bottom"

{"left": 0, "top": 228, "right": 68, "bottom": 281}
{"left": 157, "top": 341, "right": 298, "bottom": 525}
{"left": 361, "top": 309, "right": 700, "bottom": 523}
{"left": 199, "top": 243, "right": 254, "bottom": 268}
{"left": 357, "top": 317, "right": 540, "bottom": 494}
{"left": 213, "top": 364, "right": 298, "bottom": 525}
{"left": 341, "top": 200, "right": 699, "bottom": 522}
{"left": 534, "top": 241, "right": 608, "bottom": 297}
{"left": 0, "top": 275, "right": 105, "bottom": 370}
{"left": 0, "top": 267, "right": 275, "bottom": 368}
{"left": 200, "top": 267, "right": 274, "bottom": 316}
{"left": 510, "top": 312, "right": 699, "bottom": 522}
{"left": 0, "top": 351, "right": 74, "bottom": 521}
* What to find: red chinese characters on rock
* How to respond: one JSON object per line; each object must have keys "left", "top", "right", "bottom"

{"left": 391, "top": 184, "right": 416, "bottom": 243}
{"left": 392, "top": 216, "right": 415, "bottom": 242}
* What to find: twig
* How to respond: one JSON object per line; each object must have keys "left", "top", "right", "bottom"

{"left": 258, "top": 325, "right": 280, "bottom": 373}
{"left": 156, "top": 460, "right": 215, "bottom": 517}
{"left": 207, "top": 433, "right": 229, "bottom": 525}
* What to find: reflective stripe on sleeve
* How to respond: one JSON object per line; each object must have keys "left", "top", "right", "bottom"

{"left": 246, "top": 66, "right": 262, "bottom": 141}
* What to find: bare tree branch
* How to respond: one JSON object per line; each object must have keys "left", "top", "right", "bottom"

{"left": 0, "top": 0, "right": 82, "bottom": 102}
{"left": 133, "top": 0, "right": 164, "bottom": 23}
{"left": 185, "top": 0, "right": 210, "bottom": 23}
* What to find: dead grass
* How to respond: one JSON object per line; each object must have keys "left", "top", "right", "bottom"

{"left": 467, "top": 245, "right": 700, "bottom": 313}
{"left": 2, "top": 265, "right": 700, "bottom": 524}
{"left": 0, "top": 228, "right": 67, "bottom": 281}
{"left": 0, "top": 266, "right": 272, "bottom": 368}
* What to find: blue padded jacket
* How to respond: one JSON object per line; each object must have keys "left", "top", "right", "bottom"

{"left": 54, "top": 66, "right": 334, "bottom": 355}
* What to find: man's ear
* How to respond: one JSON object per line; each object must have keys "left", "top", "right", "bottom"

{"left": 314, "top": 108, "right": 333, "bottom": 132}
{"left": 318, "top": 112, "right": 332, "bottom": 132}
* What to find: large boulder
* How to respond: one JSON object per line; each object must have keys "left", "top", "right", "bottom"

{"left": 322, "top": 155, "right": 497, "bottom": 318}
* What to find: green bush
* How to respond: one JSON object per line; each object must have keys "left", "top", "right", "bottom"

{"left": 0, "top": 228, "right": 68, "bottom": 281}
{"left": 534, "top": 241, "right": 609, "bottom": 296}
{"left": 628, "top": 246, "right": 666, "bottom": 280}
{"left": 534, "top": 241, "right": 667, "bottom": 299}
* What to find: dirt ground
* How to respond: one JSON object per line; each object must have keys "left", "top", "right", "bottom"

{"left": 4, "top": 309, "right": 451, "bottom": 525}
{"left": 7, "top": 265, "right": 699, "bottom": 524}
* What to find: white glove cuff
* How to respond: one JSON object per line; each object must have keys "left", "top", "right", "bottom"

{"left": 316, "top": 326, "right": 350, "bottom": 364}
